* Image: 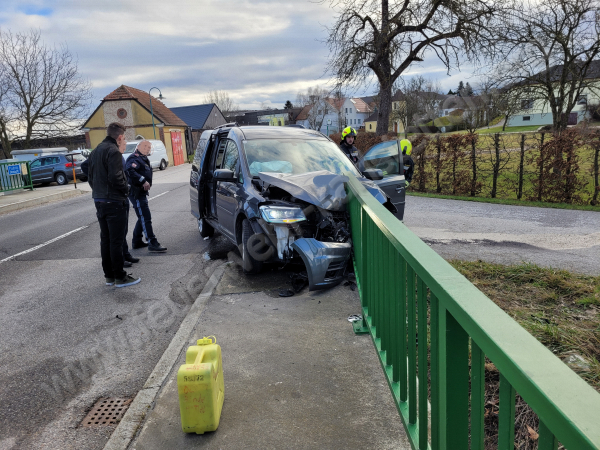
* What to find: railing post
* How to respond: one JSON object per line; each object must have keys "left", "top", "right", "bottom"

{"left": 471, "top": 341, "right": 485, "bottom": 450}
{"left": 430, "top": 293, "right": 441, "bottom": 449}
{"left": 444, "top": 311, "right": 469, "bottom": 449}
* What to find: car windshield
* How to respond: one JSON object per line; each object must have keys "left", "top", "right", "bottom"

{"left": 125, "top": 143, "right": 138, "bottom": 154}
{"left": 362, "top": 140, "right": 401, "bottom": 177}
{"left": 242, "top": 139, "right": 361, "bottom": 177}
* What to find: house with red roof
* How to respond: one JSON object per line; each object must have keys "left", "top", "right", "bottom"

{"left": 82, "top": 85, "right": 189, "bottom": 166}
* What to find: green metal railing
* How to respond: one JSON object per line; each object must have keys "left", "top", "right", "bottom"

{"left": 0, "top": 161, "right": 33, "bottom": 192}
{"left": 346, "top": 175, "right": 600, "bottom": 450}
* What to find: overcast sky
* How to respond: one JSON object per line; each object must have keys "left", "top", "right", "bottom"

{"left": 0, "top": 0, "right": 477, "bottom": 112}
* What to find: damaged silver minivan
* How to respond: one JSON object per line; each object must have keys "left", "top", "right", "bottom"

{"left": 189, "top": 125, "right": 396, "bottom": 291}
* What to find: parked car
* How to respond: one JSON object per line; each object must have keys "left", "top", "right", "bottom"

{"left": 358, "top": 139, "right": 406, "bottom": 220}
{"left": 123, "top": 139, "right": 169, "bottom": 170}
{"left": 189, "top": 125, "right": 396, "bottom": 291}
{"left": 29, "top": 153, "right": 86, "bottom": 185}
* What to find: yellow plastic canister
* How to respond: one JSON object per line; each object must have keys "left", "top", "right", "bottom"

{"left": 177, "top": 336, "right": 224, "bottom": 434}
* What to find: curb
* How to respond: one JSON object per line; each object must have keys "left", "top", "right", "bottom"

{"left": 103, "top": 263, "right": 228, "bottom": 450}
{"left": 0, "top": 189, "right": 88, "bottom": 215}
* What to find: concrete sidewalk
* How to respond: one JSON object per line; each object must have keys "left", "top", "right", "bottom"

{"left": 112, "top": 262, "right": 410, "bottom": 450}
{"left": 0, "top": 184, "right": 89, "bottom": 214}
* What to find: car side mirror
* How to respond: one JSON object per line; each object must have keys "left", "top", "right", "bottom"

{"left": 213, "top": 169, "right": 235, "bottom": 181}
{"left": 362, "top": 168, "right": 384, "bottom": 181}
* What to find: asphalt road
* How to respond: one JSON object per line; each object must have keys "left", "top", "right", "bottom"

{"left": 1, "top": 168, "right": 598, "bottom": 449}
{"left": 403, "top": 195, "right": 600, "bottom": 275}
{"left": 0, "top": 164, "right": 237, "bottom": 450}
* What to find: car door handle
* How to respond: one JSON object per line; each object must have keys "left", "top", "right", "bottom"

{"left": 396, "top": 186, "right": 404, "bottom": 192}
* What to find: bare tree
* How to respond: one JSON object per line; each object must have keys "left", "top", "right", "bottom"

{"left": 493, "top": 0, "right": 600, "bottom": 132}
{"left": 0, "top": 29, "right": 92, "bottom": 155}
{"left": 324, "top": 0, "right": 504, "bottom": 136}
{"left": 203, "top": 90, "right": 239, "bottom": 115}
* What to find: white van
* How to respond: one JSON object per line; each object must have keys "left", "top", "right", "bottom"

{"left": 123, "top": 140, "right": 169, "bottom": 170}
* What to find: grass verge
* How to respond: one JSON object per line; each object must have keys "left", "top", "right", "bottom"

{"left": 450, "top": 260, "right": 600, "bottom": 391}
{"left": 407, "top": 191, "right": 600, "bottom": 211}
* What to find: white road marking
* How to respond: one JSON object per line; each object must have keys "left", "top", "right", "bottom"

{"left": 0, "top": 225, "right": 89, "bottom": 264}
{"left": 1, "top": 189, "right": 173, "bottom": 264}
{"left": 148, "top": 190, "right": 170, "bottom": 201}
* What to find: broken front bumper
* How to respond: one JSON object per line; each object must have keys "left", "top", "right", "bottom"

{"left": 291, "top": 238, "right": 351, "bottom": 291}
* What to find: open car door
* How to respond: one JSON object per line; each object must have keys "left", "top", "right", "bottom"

{"left": 358, "top": 140, "right": 406, "bottom": 220}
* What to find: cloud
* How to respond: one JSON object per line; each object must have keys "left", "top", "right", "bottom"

{"left": 0, "top": 0, "right": 481, "bottom": 113}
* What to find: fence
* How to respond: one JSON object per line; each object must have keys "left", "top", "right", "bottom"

{"left": 0, "top": 161, "right": 33, "bottom": 193}
{"left": 406, "top": 129, "right": 600, "bottom": 206}
{"left": 346, "top": 175, "right": 600, "bottom": 450}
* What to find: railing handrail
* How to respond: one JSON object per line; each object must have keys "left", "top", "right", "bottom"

{"left": 0, "top": 160, "right": 33, "bottom": 192}
{"left": 347, "top": 175, "right": 600, "bottom": 449}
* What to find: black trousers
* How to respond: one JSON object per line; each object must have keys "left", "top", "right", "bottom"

{"left": 129, "top": 194, "right": 157, "bottom": 246}
{"left": 95, "top": 200, "right": 128, "bottom": 279}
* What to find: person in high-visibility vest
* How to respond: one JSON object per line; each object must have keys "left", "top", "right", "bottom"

{"left": 339, "top": 126, "right": 359, "bottom": 163}
{"left": 400, "top": 138, "right": 414, "bottom": 187}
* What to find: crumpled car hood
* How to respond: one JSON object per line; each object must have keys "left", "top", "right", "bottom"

{"left": 258, "top": 170, "right": 349, "bottom": 210}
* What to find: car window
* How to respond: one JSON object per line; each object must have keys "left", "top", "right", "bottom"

{"left": 361, "top": 140, "right": 402, "bottom": 177}
{"left": 30, "top": 159, "right": 41, "bottom": 168}
{"left": 214, "top": 140, "right": 227, "bottom": 169}
{"left": 40, "top": 158, "right": 50, "bottom": 166}
{"left": 222, "top": 140, "right": 239, "bottom": 172}
{"left": 125, "top": 143, "right": 138, "bottom": 154}
{"left": 243, "top": 139, "right": 361, "bottom": 177}
{"left": 193, "top": 139, "right": 207, "bottom": 168}
{"left": 49, "top": 156, "right": 60, "bottom": 165}
{"left": 71, "top": 154, "right": 85, "bottom": 162}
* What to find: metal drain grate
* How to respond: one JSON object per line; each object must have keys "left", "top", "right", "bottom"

{"left": 81, "top": 397, "right": 132, "bottom": 427}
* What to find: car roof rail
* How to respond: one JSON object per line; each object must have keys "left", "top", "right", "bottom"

{"left": 214, "top": 122, "right": 239, "bottom": 130}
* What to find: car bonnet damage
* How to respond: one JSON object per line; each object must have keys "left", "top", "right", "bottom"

{"left": 253, "top": 170, "right": 352, "bottom": 291}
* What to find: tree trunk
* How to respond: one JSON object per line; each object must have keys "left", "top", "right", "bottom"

{"left": 517, "top": 134, "right": 525, "bottom": 200}
{"left": 491, "top": 133, "right": 500, "bottom": 198}
{"left": 376, "top": 78, "right": 392, "bottom": 136}
{"left": 436, "top": 137, "right": 442, "bottom": 193}
{"left": 592, "top": 139, "right": 599, "bottom": 206}
{"left": 537, "top": 133, "right": 546, "bottom": 201}
{"left": 470, "top": 137, "right": 477, "bottom": 197}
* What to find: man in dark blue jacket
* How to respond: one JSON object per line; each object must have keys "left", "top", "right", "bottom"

{"left": 125, "top": 140, "right": 167, "bottom": 252}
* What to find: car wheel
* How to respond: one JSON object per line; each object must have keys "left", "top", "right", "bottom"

{"left": 55, "top": 173, "right": 68, "bottom": 185}
{"left": 198, "top": 218, "right": 214, "bottom": 238}
{"left": 241, "top": 219, "right": 263, "bottom": 275}
{"left": 159, "top": 159, "right": 167, "bottom": 170}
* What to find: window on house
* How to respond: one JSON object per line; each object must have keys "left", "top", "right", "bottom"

{"left": 345, "top": 108, "right": 348, "bottom": 113}
{"left": 369, "top": 124, "right": 372, "bottom": 130}
{"left": 523, "top": 116, "right": 531, "bottom": 121}
{"left": 358, "top": 119, "right": 362, "bottom": 124}
{"left": 578, "top": 95, "right": 588, "bottom": 105}
{"left": 521, "top": 99, "right": 534, "bottom": 109}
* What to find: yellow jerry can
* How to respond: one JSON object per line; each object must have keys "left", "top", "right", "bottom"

{"left": 177, "top": 336, "right": 224, "bottom": 434}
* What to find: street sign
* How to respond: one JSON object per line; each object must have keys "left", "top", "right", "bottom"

{"left": 7, "top": 165, "right": 21, "bottom": 176}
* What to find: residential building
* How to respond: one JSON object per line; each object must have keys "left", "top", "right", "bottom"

{"left": 82, "top": 85, "right": 189, "bottom": 166}
{"left": 506, "top": 61, "right": 600, "bottom": 127}
{"left": 169, "top": 103, "right": 227, "bottom": 152}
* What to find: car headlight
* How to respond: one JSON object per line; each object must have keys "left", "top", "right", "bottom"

{"left": 259, "top": 205, "right": 306, "bottom": 223}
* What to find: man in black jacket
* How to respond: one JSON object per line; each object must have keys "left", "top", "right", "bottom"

{"left": 81, "top": 156, "right": 139, "bottom": 268}
{"left": 125, "top": 140, "right": 167, "bottom": 252}
{"left": 88, "top": 123, "right": 141, "bottom": 287}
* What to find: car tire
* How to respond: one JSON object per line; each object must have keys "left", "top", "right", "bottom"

{"left": 55, "top": 173, "right": 68, "bottom": 185}
{"left": 198, "top": 218, "right": 214, "bottom": 238}
{"left": 241, "top": 219, "right": 263, "bottom": 275}
{"left": 159, "top": 159, "right": 167, "bottom": 170}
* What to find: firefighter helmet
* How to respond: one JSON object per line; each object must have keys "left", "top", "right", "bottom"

{"left": 341, "top": 126, "right": 357, "bottom": 141}
{"left": 400, "top": 139, "right": 412, "bottom": 155}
